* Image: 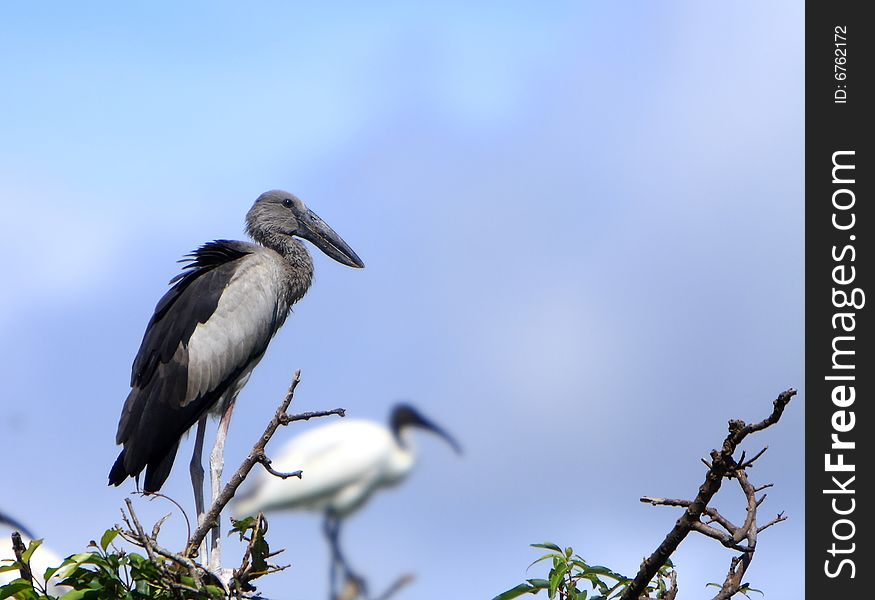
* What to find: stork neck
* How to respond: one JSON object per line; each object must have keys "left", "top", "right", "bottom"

{"left": 253, "top": 234, "right": 314, "bottom": 305}
{"left": 394, "top": 427, "right": 418, "bottom": 453}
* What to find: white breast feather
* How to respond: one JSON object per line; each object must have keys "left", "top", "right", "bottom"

{"left": 184, "top": 252, "right": 287, "bottom": 404}
{"left": 237, "top": 421, "right": 397, "bottom": 516}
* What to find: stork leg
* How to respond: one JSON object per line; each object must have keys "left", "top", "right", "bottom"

{"left": 189, "top": 416, "right": 208, "bottom": 563}
{"left": 208, "top": 396, "right": 237, "bottom": 572}
{"left": 323, "top": 510, "right": 369, "bottom": 600}
{"left": 323, "top": 511, "right": 340, "bottom": 600}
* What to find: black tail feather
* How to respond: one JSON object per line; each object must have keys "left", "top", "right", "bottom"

{"left": 108, "top": 449, "right": 128, "bottom": 486}
{"left": 144, "top": 441, "right": 180, "bottom": 493}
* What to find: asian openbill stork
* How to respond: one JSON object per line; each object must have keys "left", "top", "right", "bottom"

{"left": 108, "top": 190, "right": 363, "bottom": 563}
{"left": 234, "top": 403, "right": 461, "bottom": 597}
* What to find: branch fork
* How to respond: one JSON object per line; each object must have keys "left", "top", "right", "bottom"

{"left": 620, "top": 388, "right": 796, "bottom": 600}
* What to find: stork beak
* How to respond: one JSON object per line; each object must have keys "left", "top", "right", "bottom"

{"left": 414, "top": 414, "right": 463, "bottom": 455}
{"left": 299, "top": 209, "right": 365, "bottom": 268}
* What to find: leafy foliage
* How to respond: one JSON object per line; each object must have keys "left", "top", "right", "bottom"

{"left": 1, "top": 533, "right": 224, "bottom": 600}
{"left": 494, "top": 543, "right": 676, "bottom": 600}
{"left": 227, "top": 514, "right": 287, "bottom": 594}
{"left": 1, "top": 515, "right": 282, "bottom": 600}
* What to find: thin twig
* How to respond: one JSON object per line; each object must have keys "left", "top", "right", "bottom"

{"left": 124, "top": 499, "right": 159, "bottom": 567}
{"left": 757, "top": 512, "right": 787, "bottom": 534}
{"left": 123, "top": 500, "right": 191, "bottom": 599}
{"left": 257, "top": 454, "right": 303, "bottom": 480}
{"left": 280, "top": 407, "right": 346, "bottom": 425}
{"left": 120, "top": 500, "right": 208, "bottom": 595}
{"left": 139, "top": 491, "right": 192, "bottom": 542}
{"left": 641, "top": 498, "right": 737, "bottom": 537}
{"left": 739, "top": 447, "right": 768, "bottom": 469}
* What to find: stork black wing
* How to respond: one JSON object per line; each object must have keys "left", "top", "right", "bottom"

{"left": 131, "top": 240, "right": 251, "bottom": 390}
{"left": 110, "top": 240, "right": 257, "bottom": 491}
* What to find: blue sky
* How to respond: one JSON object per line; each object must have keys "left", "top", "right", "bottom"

{"left": 1, "top": 2, "right": 803, "bottom": 599}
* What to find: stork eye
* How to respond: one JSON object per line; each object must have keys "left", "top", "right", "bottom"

{"left": 282, "top": 198, "right": 294, "bottom": 208}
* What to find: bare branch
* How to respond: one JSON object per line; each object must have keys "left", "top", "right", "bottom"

{"left": 120, "top": 499, "right": 211, "bottom": 596}
{"left": 689, "top": 521, "right": 754, "bottom": 552}
{"left": 639, "top": 496, "right": 689, "bottom": 508}
{"left": 10, "top": 531, "right": 33, "bottom": 587}
{"left": 152, "top": 514, "right": 172, "bottom": 541}
{"left": 618, "top": 388, "right": 795, "bottom": 600}
{"left": 124, "top": 499, "right": 159, "bottom": 567}
{"left": 280, "top": 407, "right": 346, "bottom": 425}
{"left": 187, "top": 371, "right": 345, "bottom": 554}
{"left": 757, "top": 512, "right": 787, "bottom": 534}
{"left": 257, "top": 454, "right": 303, "bottom": 480}
{"left": 739, "top": 447, "right": 768, "bottom": 469}
{"left": 140, "top": 491, "right": 192, "bottom": 542}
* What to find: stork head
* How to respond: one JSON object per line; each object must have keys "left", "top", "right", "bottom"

{"left": 246, "top": 190, "right": 364, "bottom": 268}
{"left": 390, "top": 403, "right": 462, "bottom": 454}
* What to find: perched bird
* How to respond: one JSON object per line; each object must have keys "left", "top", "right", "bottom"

{"left": 108, "top": 190, "right": 364, "bottom": 529}
{"left": 234, "top": 403, "right": 461, "bottom": 594}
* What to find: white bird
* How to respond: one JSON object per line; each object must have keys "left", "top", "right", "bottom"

{"left": 0, "top": 513, "right": 66, "bottom": 594}
{"left": 234, "top": 403, "right": 461, "bottom": 595}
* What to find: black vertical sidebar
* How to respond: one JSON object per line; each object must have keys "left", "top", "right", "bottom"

{"left": 806, "top": 1, "right": 872, "bottom": 597}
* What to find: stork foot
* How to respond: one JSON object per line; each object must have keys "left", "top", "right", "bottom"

{"left": 341, "top": 570, "right": 370, "bottom": 600}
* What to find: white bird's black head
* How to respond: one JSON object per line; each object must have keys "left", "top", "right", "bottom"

{"left": 390, "top": 403, "right": 462, "bottom": 454}
{"left": 245, "top": 190, "right": 365, "bottom": 268}
{"left": 0, "top": 510, "right": 36, "bottom": 539}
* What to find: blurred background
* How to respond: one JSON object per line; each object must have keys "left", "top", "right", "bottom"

{"left": 0, "top": 2, "right": 803, "bottom": 599}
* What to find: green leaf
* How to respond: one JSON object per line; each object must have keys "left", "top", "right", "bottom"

{"left": 100, "top": 529, "right": 119, "bottom": 552}
{"left": 58, "top": 590, "right": 94, "bottom": 600}
{"left": 581, "top": 573, "right": 610, "bottom": 594}
{"left": 20, "top": 539, "right": 43, "bottom": 564}
{"left": 605, "top": 580, "right": 627, "bottom": 598}
{"left": 570, "top": 559, "right": 591, "bottom": 572}
{"left": 43, "top": 564, "right": 62, "bottom": 583}
{"left": 53, "top": 552, "right": 102, "bottom": 581}
{"left": 528, "top": 553, "right": 561, "bottom": 572}
{"left": 229, "top": 516, "right": 257, "bottom": 539}
{"left": 548, "top": 562, "right": 569, "bottom": 599}
{"left": 492, "top": 583, "right": 538, "bottom": 600}
{"left": 0, "top": 564, "right": 20, "bottom": 575}
{"left": 531, "top": 542, "right": 562, "bottom": 553}
{"left": 0, "top": 580, "right": 33, "bottom": 600}
{"left": 585, "top": 565, "right": 626, "bottom": 579}
{"left": 527, "top": 578, "right": 550, "bottom": 589}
